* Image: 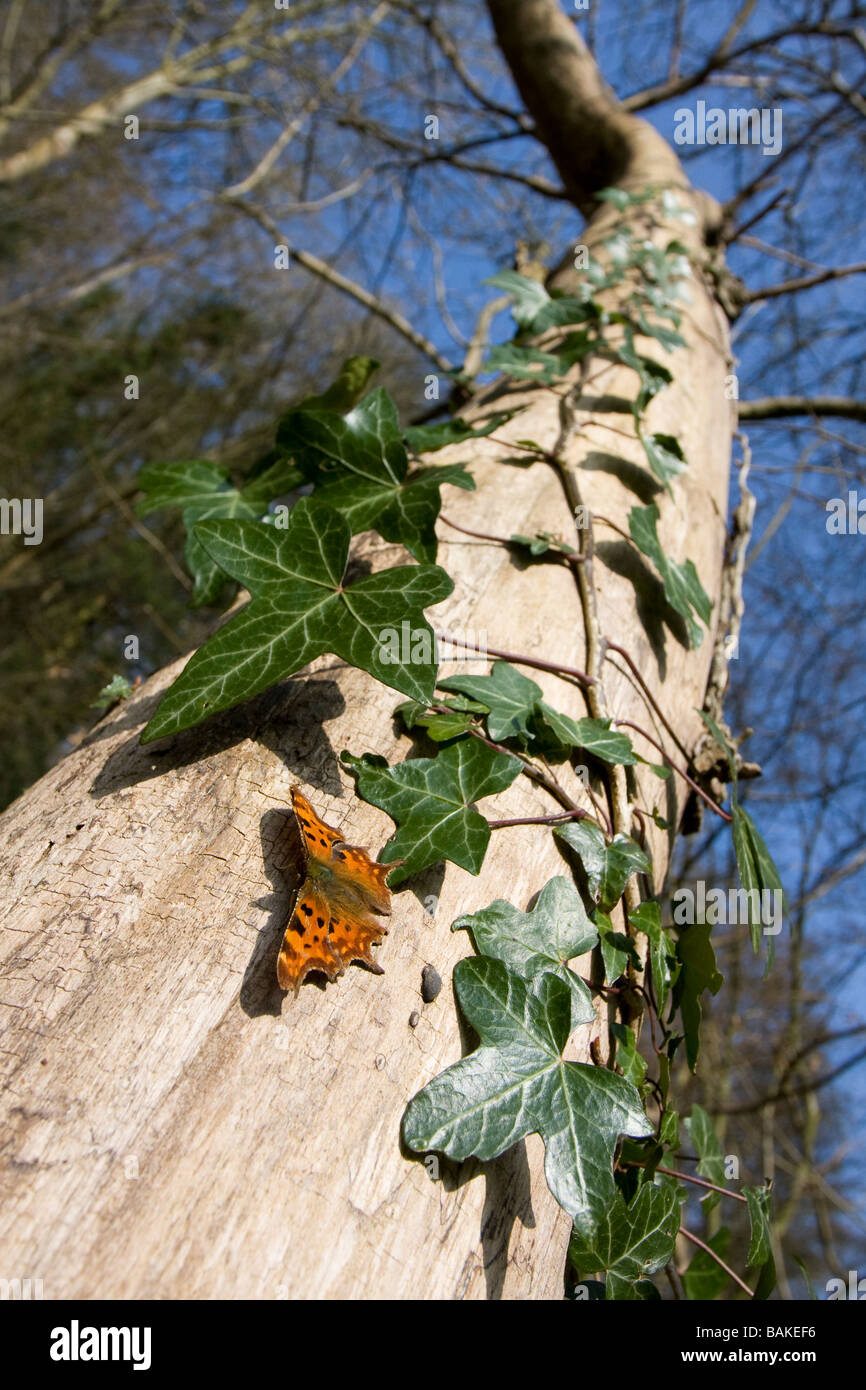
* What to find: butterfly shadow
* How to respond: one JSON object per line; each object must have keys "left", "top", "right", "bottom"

{"left": 240, "top": 806, "right": 305, "bottom": 1017}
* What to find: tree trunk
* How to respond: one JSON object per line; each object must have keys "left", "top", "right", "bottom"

{"left": 0, "top": 1, "right": 733, "bottom": 1299}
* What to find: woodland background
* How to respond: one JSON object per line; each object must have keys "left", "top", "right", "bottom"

{"left": 0, "top": 0, "right": 864, "bottom": 1297}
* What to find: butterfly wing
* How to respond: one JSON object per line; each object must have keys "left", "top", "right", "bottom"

{"left": 276, "top": 882, "right": 343, "bottom": 996}
{"left": 290, "top": 788, "right": 345, "bottom": 861}
{"left": 278, "top": 788, "right": 404, "bottom": 994}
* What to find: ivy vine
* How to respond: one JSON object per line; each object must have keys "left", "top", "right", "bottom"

{"left": 135, "top": 185, "right": 784, "bottom": 1300}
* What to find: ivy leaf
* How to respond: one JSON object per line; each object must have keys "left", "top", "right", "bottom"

{"left": 597, "top": 186, "right": 653, "bottom": 211}
{"left": 615, "top": 327, "right": 673, "bottom": 412}
{"left": 341, "top": 738, "right": 521, "bottom": 885}
{"left": 510, "top": 530, "right": 577, "bottom": 557}
{"left": 675, "top": 925, "right": 723, "bottom": 1071}
{"left": 292, "top": 354, "right": 381, "bottom": 413}
{"left": 640, "top": 431, "right": 687, "bottom": 487}
{"left": 404, "top": 412, "right": 514, "bottom": 454}
{"left": 698, "top": 711, "right": 785, "bottom": 965}
{"left": 629, "top": 900, "right": 678, "bottom": 1014}
{"left": 137, "top": 455, "right": 302, "bottom": 606}
{"left": 438, "top": 660, "right": 542, "bottom": 742}
{"left": 611, "top": 1023, "right": 648, "bottom": 1087}
{"left": 753, "top": 1249, "right": 777, "bottom": 1301}
{"left": 485, "top": 335, "right": 592, "bottom": 384}
{"left": 535, "top": 704, "right": 638, "bottom": 765}
{"left": 659, "top": 1107, "right": 679, "bottom": 1150}
{"left": 745, "top": 1185, "right": 772, "bottom": 1268}
{"left": 140, "top": 500, "right": 452, "bottom": 743}
{"left": 568, "top": 1183, "right": 680, "bottom": 1297}
{"left": 634, "top": 313, "right": 686, "bottom": 352}
{"left": 596, "top": 911, "right": 641, "bottom": 984}
{"left": 682, "top": 1228, "right": 732, "bottom": 1300}
{"left": 276, "top": 387, "right": 473, "bottom": 562}
{"left": 629, "top": 504, "right": 712, "bottom": 649}
{"left": 452, "top": 875, "right": 598, "bottom": 1012}
{"left": 555, "top": 821, "right": 651, "bottom": 912}
{"left": 485, "top": 270, "right": 597, "bottom": 334}
{"left": 91, "top": 674, "right": 134, "bottom": 711}
{"left": 685, "top": 1104, "right": 726, "bottom": 1211}
{"left": 397, "top": 694, "right": 489, "bottom": 742}
{"left": 732, "top": 806, "right": 784, "bottom": 961}
{"left": 403, "top": 958, "right": 653, "bottom": 1226}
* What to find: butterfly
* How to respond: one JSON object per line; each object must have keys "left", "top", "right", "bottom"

{"left": 277, "top": 787, "right": 403, "bottom": 996}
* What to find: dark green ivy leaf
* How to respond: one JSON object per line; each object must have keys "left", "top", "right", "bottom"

{"left": 535, "top": 703, "right": 638, "bottom": 765}
{"left": 611, "top": 1022, "right": 648, "bottom": 1087}
{"left": 485, "top": 269, "right": 597, "bottom": 334}
{"left": 629, "top": 504, "right": 712, "bottom": 649}
{"left": 484, "top": 335, "right": 592, "bottom": 384}
{"left": 141, "top": 500, "right": 452, "bottom": 742}
{"left": 568, "top": 1182, "right": 680, "bottom": 1298}
{"left": 675, "top": 926, "right": 723, "bottom": 1071}
{"left": 640, "top": 431, "right": 687, "bottom": 487}
{"left": 698, "top": 711, "right": 785, "bottom": 966}
{"left": 292, "top": 355, "right": 381, "bottom": 413}
{"left": 276, "top": 387, "right": 474, "bottom": 562}
{"left": 629, "top": 900, "right": 679, "bottom": 1015}
{"left": 615, "top": 326, "right": 674, "bottom": 412}
{"left": 509, "top": 530, "right": 577, "bottom": 557}
{"left": 404, "top": 411, "right": 515, "bottom": 454}
{"left": 403, "top": 957, "right": 652, "bottom": 1227}
{"left": 555, "top": 821, "right": 651, "bottom": 912}
{"left": 137, "top": 455, "right": 302, "bottom": 606}
{"left": 745, "top": 1185, "right": 773, "bottom": 1268}
{"left": 341, "top": 737, "right": 522, "bottom": 885}
{"left": 452, "top": 875, "right": 598, "bottom": 1012}
{"left": 438, "top": 660, "right": 542, "bottom": 742}
{"left": 682, "top": 1228, "right": 732, "bottom": 1300}
{"left": 685, "top": 1103, "right": 726, "bottom": 1211}
{"left": 596, "top": 909, "right": 641, "bottom": 984}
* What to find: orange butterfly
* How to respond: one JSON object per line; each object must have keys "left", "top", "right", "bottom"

{"left": 277, "top": 787, "right": 402, "bottom": 996}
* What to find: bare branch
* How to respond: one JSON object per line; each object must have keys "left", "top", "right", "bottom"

{"left": 746, "top": 262, "right": 866, "bottom": 304}
{"left": 221, "top": 196, "right": 455, "bottom": 373}
{"left": 737, "top": 397, "right": 866, "bottom": 423}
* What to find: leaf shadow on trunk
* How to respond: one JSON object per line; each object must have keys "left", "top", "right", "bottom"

{"left": 595, "top": 539, "right": 690, "bottom": 671}
{"left": 87, "top": 672, "right": 346, "bottom": 800}
{"left": 580, "top": 449, "right": 662, "bottom": 506}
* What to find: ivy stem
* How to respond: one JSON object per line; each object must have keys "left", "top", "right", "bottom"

{"left": 488, "top": 812, "right": 585, "bottom": 829}
{"left": 613, "top": 718, "right": 732, "bottom": 822}
{"left": 435, "top": 630, "right": 595, "bottom": 687}
{"left": 604, "top": 638, "right": 691, "bottom": 761}
{"left": 440, "top": 513, "right": 583, "bottom": 566}
{"left": 679, "top": 1227, "right": 755, "bottom": 1298}
{"left": 457, "top": 719, "right": 590, "bottom": 819}
{"left": 624, "top": 1160, "right": 748, "bottom": 1204}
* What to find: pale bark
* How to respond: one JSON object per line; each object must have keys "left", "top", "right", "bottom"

{"left": 0, "top": 1, "right": 734, "bottom": 1299}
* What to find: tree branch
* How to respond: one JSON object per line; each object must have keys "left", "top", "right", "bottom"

{"left": 745, "top": 262, "right": 866, "bottom": 304}
{"left": 737, "top": 397, "right": 866, "bottom": 423}
{"left": 221, "top": 196, "right": 454, "bottom": 373}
